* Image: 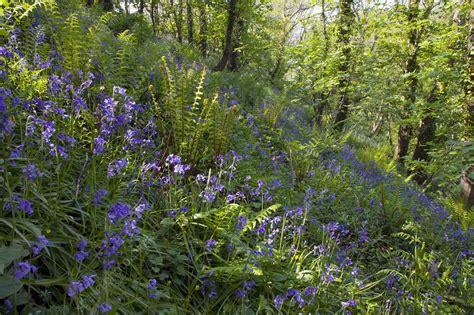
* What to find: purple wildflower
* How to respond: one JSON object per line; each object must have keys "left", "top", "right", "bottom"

{"left": 165, "top": 154, "right": 182, "bottom": 166}
{"left": 341, "top": 299, "right": 357, "bottom": 308}
{"left": 0, "top": 47, "right": 13, "bottom": 59}
{"left": 305, "top": 286, "right": 317, "bottom": 296}
{"left": 31, "top": 234, "right": 51, "bottom": 256}
{"left": 122, "top": 219, "right": 140, "bottom": 237}
{"left": 107, "top": 158, "right": 127, "bottom": 177}
{"left": 18, "top": 199, "right": 33, "bottom": 215}
{"left": 134, "top": 203, "right": 147, "bottom": 218}
{"left": 274, "top": 294, "right": 286, "bottom": 308}
{"left": 148, "top": 278, "right": 158, "bottom": 290}
{"left": 22, "top": 164, "right": 42, "bottom": 181}
{"left": 93, "top": 189, "right": 108, "bottom": 207}
{"left": 113, "top": 86, "right": 126, "bottom": 97}
{"left": 359, "top": 226, "right": 369, "bottom": 243}
{"left": 174, "top": 163, "right": 190, "bottom": 175}
{"left": 74, "top": 239, "right": 89, "bottom": 262}
{"left": 67, "top": 275, "right": 96, "bottom": 297}
{"left": 15, "top": 261, "right": 37, "bottom": 279}
{"left": 235, "top": 215, "right": 247, "bottom": 231}
{"left": 205, "top": 239, "right": 217, "bottom": 252}
{"left": 93, "top": 136, "right": 106, "bottom": 155}
{"left": 108, "top": 202, "right": 131, "bottom": 224}
{"left": 4, "top": 299, "right": 13, "bottom": 314}
{"left": 235, "top": 288, "right": 246, "bottom": 298}
{"left": 201, "top": 190, "right": 216, "bottom": 203}
{"left": 196, "top": 174, "right": 206, "bottom": 182}
{"left": 98, "top": 303, "right": 112, "bottom": 313}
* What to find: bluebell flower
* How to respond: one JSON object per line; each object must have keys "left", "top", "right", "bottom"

{"left": 48, "top": 75, "right": 62, "bottom": 95}
{"left": 165, "top": 154, "right": 182, "bottom": 166}
{"left": 31, "top": 234, "right": 51, "bottom": 256}
{"left": 359, "top": 227, "right": 369, "bottom": 243}
{"left": 235, "top": 215, "right": 247, "bottom": 231}
{"left": 0, "top": 47, "right": 13, "bottom": 59}
{"left": 243, "top": 280, "right": 255, "bottom": 291}
{"left": 234, "top": 288, "right": 246, "bottom": 298}
{"left": 305, "top": 286, "right": 316, "bottom": 296}
{"left": 4, "top": 299, "right": 13, "bottom": 314}
{"left": 201, "top": 190, "right": 216, "bottom": 203}
{"left": 166, "top": 210, "right": 177, "bottom": 218}
{"left": 196, "top": 174, "right": 206, "bottom": 182}
{"left": 15, "top": 261, "right": 37, "bottom": 279}
{"left": 74, "top": 239, "right": 89, "bottom": 262}
{"left": 385, "top": 274, "right": 400, "bottom": 290}
{"left": 93, "top": 136, "right": 106, "bottom": 155}
{"left": 148, "top": 278, "right": 157, "bottom": 290}
{"left": 122, "top": 219, "right": 140, "bottom": 237}
{"left": 73, "top": 97, "right": 87, "bottom": 111}
{"left": 108, "top": 202, "right": 131, "bottom": 224}
{"left": 200, "top": 274, "right": 217, "bottom": 298}
{"left": 226, "top": 244, "right": 235, "bottom": 253}
{"left": 174, "top": 163, "right": 190, "bottom": 175}
{"left": 134, "top": 203, "right": 148, "bottom": 218}
{"left": 103, "top": 259, "right": 116, "bottom": 270}
{"left": 101, "top": 96, "right": 118, "bottom": 122}
{"left": 206, "top": 239, "right": 217, "bottom": 252}
{"left": 274, "top": 294, "right": 286, "bottom": 308}
{"left": 341, "top": 299, "right": 356, "bottom": 308}
{"left": 287, "top": 288, "right": 298, "bottom": 297}
{"left": 18, "top": 199, "right": 34, "bottom": 215}
{"left": 93, "top": 189, "right": 108, "bottom": 208}
{"left": 107, "top": 158, "right": 127, "bottom": 178}
{"left": 98, "top": 303, "right": 112, "bottom": 313}
{"left": 67, "top": 275, "right": 96, "bottom": 297}
{"left": 22, "top": 164, "right": 42, "bottom": 181}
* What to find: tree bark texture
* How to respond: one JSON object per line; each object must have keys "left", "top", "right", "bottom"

{"left": 333, "top": 0, "right": 354, "bottom": 132}
{"left": 412, "top": 83, "right": 438, "bottom": 185}
{"left": 395, "top": 0, "right": 420, "bottom": 163}
{"left": 198, "top": 2, "right": 208, "bottom": 55}
{"left": 213, "top": 0, "right": 238, "bottom": 72}
{"left": 186, "top": 0, "right": 194, "bottom": 44}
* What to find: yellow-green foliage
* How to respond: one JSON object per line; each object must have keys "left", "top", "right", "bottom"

{"left": 262, "top": 102, "right": 284, "bottom": 128}
{"left": 151, "top": 57, "right": 239, "bottom": 163}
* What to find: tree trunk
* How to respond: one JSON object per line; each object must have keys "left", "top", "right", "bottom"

{"left": 395, "top": 0, "right": 420, "bottom": 163}
{"left": 150, "top": 1, "right": 157, "bottom": 35}
{"left": 198, "top": 3, "right": 208, "bottom": 55}
{"left": 213, "top": 0, "right": 238, "bottom": 72}
{"left": 229, "top": 16, "right": 244, "bottom": 71}
{"left": 124, "top": 0, "right": 129, "bottom": 14}
{"left": 100, "top": 0, "right": 113, "bottom": 11}
{"left": 333, "top": 0, "right": 354, "bottom": 132}
{"left": 314, "top": 0, "right": 330, "bottom": 129}
{"left": 466, "top": 6, "right": 473, "bottom": 135}
{"left": 138, "top": 0, "right": 145, "bottom": 14}
{"left": 170, "top": 0, "right": 184, "bottom": 43}
{"left": 462, "top": 6, "right": 473, "bottom": 209}
{"left": 314, "top": 92, "right": 329, "bottom": 129}
{"left": 411, "top": 83, "right": 438, "bottom": 185}
{"left": 186, "top": 0, "right": 194, "bottom": 44}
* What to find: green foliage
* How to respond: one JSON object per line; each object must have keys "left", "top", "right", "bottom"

{"left": 150, "top": 57, "right": 239, "bottom": 163}
{"left": 0, "top": 1, "right": 472, "bottom": 314}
